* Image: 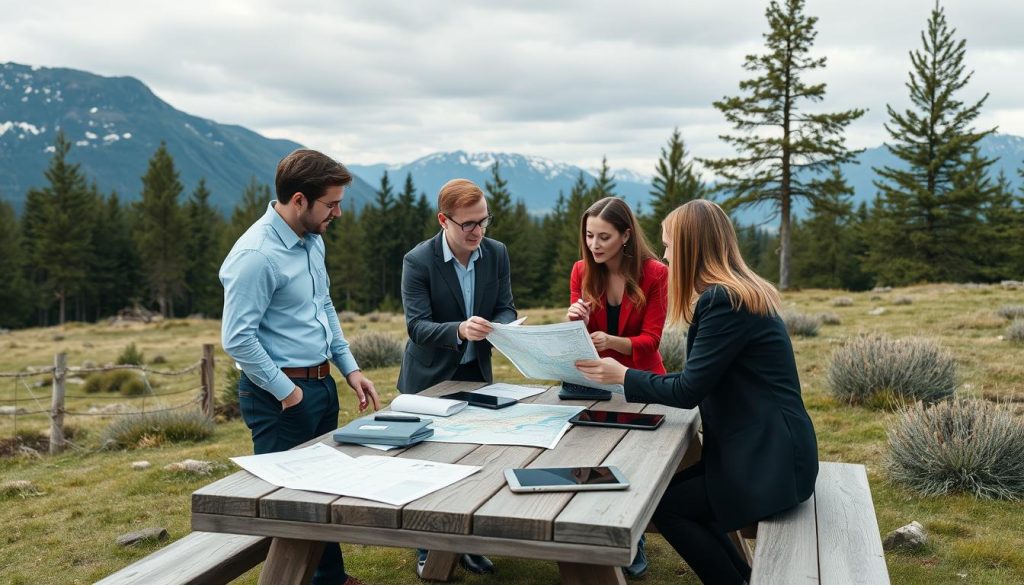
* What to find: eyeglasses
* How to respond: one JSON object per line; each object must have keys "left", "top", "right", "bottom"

{"left": 444, "top": 214, "right": 493, "bottom": 233}
{"left": 315, "top": 199, "right": 342, "bottom": 211}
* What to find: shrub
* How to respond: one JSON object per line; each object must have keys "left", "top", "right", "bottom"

{"left": 893, "top": 296, "right": 914, "bottom": 305}
{"left": 781, "top": 310, "right": 821, "bottom": 337}
{"left": 660, "top": 328, "right": 688, "bottom": 372}
{"left": 101, "top": 410, "right": 214, "bottom": 449}
{"left": 216, "top": 364, "right": 242, "bottom": 420}
{"left": 818, "top": 312, "right": 842, "bottom": 326}
{"left": 117, "top": 342, "right": 145, "bottom": 366}
{"left": 827, "top": 334, "right": 959, "bottom": 408}
{"left": 149, "top": 354, "right": 167, "bottom": 365}
{"left": 338, "top": 311, "right": 358, "bottom": 323}
{"left": 83, "top": 369, "right": 147, "bottom": 395}
{"left": 996, "top": 305, "right": 1024, "bottom": 320}
{"left": 885, "top": 398, "right": 1024, "bottom": 500}
{"left": 349, "top": 333, "right": 404, "bottom": 369}
{"left": 1006, "top": 319, "right": 1024, "bottom": 344}
{"left": 832, "top": 296, "right": 854, "bottom": 307}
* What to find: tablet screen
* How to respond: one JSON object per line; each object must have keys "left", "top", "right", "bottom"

{"left": 511, "top": 466, "right": 622, "bottom": 487}
{"left": 574, "top": 410, "right": 664, "bottom": 427}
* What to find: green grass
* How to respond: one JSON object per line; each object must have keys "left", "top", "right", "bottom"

{"left": 1, "top": 284, "right": 1023, "bottom": 583}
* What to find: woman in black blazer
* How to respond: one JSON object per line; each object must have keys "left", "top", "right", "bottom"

{"left": 577, "top": 199, "right": 818, "bottom": 585}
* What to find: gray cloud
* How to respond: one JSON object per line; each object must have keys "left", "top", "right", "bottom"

{"left": 0, "top": 0, "right": 1020, "bottom": 174}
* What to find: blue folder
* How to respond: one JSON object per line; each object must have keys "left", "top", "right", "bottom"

{"left": 333, "top": 415, "right": 433, "bottom": 447}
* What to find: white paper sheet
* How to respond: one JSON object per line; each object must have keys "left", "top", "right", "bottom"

{"left": 473, "top": 383, "right": 547, "bottom": 400}
{"left": 390, "top": 393, "right": 467, "bottom": 416}
{"left": 487, "top": 320, "right": 625, "bottom": 393}
{"left": 230, "top": 443, "right": 480, "bottom": 506}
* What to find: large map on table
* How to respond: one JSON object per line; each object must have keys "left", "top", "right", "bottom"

{"left": 424, "top": 403, "right": 584, "bottom": 449}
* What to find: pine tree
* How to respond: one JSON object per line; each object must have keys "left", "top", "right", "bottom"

{"left": 550, "top": 173, "right": 599, "bottom": 303}
{"left": 642, "top": 128, "right": 707, "bottom": 245}
{"left": 92, "top": 192, "right": 142, "bottom": 318}
{"left": 184, "top": 178, "right": 225, "bottom": 316}
{"left": 24, "top": 131, "right": 96, "bottom": 324}
{"left": 134, "top": 142, "right": 187, "bottom": 317}
{"left": 589, "top": 156, "right": 617, "bottom": 200}
{"left": 325, "top": 202, "right": 369, "bottom": 312}
{"left": 484, "top": 161, "right": 514, "bottom": 243}
{"left": 978, "top": 171, "right": 1023, "bottom": 280}
{"left": 867, "top": 2, "right": 996, "bottom": 285}
{"left": 0, "top": 199, "right": 30, "bottom": 328}
{"left": 227, "top": 176, "right": 271, "bottom": 246}
{"left": 790, "top": 169, "right": 864, "bottom": 289}
{"left": 363, "top": 172, "right": 398, "bottom": 308}
{"left": 701, "top": 0, "right": 865, "bottom": 290}
{"left": 541, "top": 192, "right": 569, "bottom": 305}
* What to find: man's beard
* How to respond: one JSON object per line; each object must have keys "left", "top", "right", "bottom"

{"left": 301, "top": 210, "right": 330, "bottom": 235}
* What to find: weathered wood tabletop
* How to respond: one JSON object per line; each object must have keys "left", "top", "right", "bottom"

{"left": 191, "top": 381, "right": 700, "bottom": 585}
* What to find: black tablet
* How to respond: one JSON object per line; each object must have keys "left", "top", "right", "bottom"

{"left": 504, "top": 466, "right": 630, "bottom": 492}
{"left": 440, "top": 391, "right": 518, "bottom": 409}
{"left": 568, "top": 409, "right": 665, "bottom": 430}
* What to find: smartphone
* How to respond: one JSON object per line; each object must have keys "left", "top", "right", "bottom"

{"left": 568, "top": 409, "right": 665, "bottom": 430}
{"left": 440, "top": 391, "right": 517, "bottom": 409}
{"left": 504, "top": 466, "right": 630, "bottom": 493}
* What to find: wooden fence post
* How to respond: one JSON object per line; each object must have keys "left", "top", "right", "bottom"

{"left": 201, "top": 344, "right": 215, "bottom": 418}
{"left": 50, "top": 352, "right": 67, "bottom": 455}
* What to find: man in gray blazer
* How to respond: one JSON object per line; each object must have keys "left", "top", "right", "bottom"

{"left": 398, "top": 178, "right": 517, "bottom": 395}
{"left": 399, "top": 178, "right": 517, "bottom": 578}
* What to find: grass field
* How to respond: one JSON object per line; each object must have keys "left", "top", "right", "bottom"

{"left": 1, "top": 283, "right": 1023, "bottom": 584}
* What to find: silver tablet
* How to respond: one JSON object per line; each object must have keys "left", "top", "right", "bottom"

{"left": 504, "top": 466, "right": 630, "bottom": 493}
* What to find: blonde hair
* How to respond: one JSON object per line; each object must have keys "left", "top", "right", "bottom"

{"left": 437, "top": 179, "right": 484, "bottom": 216}
{"left": 662, "top": 199, "right": 781, "bottom": 324}
{"left": 578, "top": 197, "right": 657, "bottom": 310}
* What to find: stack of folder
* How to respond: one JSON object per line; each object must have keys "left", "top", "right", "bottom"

{"left": 333, "top": 415, "right": 434, "bottom": 447}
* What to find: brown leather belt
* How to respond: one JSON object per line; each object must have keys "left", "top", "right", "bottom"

{"left": 281, "top": 361, "right": 330, "bottom": 380}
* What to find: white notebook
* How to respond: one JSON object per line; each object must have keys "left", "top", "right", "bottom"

{"left": 390, "top": 394, "right": 467, "bottom": 417}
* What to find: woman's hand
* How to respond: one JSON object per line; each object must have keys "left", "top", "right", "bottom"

{"left": 575, "top": 357, "right": 628, "bottom": 385}
{"left": 590, "top": 331, "right": 610, "bottom": 351}
{"left": 566, "top": 299, "right": 592, "bottom": 325}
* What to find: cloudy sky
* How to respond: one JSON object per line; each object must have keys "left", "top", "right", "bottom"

{"left": 2, "top": 0, "right": 1021, "bottom": 174}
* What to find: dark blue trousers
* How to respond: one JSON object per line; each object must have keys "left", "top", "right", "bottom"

{"left": 239, "top": 373, "right": 346, "bottom": 585}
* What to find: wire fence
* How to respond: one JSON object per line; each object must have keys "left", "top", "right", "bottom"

{"left": 0, "top": 345, "right": 216, "bottom": 455}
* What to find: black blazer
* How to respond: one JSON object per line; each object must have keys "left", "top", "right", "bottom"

{"left": 397, "top": 232, "right": 517, "bottom": 394}
{"left": 624, "top": 285, "right": 818, "bottom": 531}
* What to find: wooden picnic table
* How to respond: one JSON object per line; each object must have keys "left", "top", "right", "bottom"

{"left": 191, "top": 380, "right": 701, "bottom": 585}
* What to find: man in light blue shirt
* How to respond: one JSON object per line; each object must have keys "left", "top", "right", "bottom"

{"left": 220, "top": 149, "right": 378, "bottom": 585}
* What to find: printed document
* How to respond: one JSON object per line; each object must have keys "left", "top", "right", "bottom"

{"left": 231, "top": 443, "right": 480, "bottom": 506}
{"left": 487, "top": 320, "right": 625, "bottom": 393}
{"left": 473, "top": 383, "right": 547, "bottom": 400}
{"left": 424, "top": 402, "right": 584, "bottom": 449}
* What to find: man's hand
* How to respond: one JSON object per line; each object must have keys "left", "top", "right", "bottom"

{"left": 566, "top": 299, "right": 591, "bottom": 325}
{"left": 280, "top": 386, "right": 303, "bottom": 411}
{"left": 459, "top": 316, "right": 493, "bottom": 341}
{"left": 590, "top": 331, "right": 611, "bottom": 352}
{"left": 346, "top": 370, "right": 380, "bottom": 412}
{"left": 575, "top": 357, "right": 628, "bottom": 385}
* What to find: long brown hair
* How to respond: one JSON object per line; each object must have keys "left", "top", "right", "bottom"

{"left": 579, "top": 197, "right": 657, "bottom": 309}
{"left": 662, "top": 199, "right": 781, "bottom": 324}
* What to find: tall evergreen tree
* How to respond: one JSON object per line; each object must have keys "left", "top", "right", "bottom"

{"left": 790, "top": 169, "right": 865, "bottom": 289}
{"left": 24, "top": 131, "right": 96, "bottom": 324}
{"left": 482, "top": 162, "right": 539, "bottom": 306}
{"left": 0, "top": 199, "right": 30, "bottom": 328}
{"left": 228, "top": 176, "right": 271, "bottom": 246}
{"left": 325, "top": 203, "right": 369, "bottom": 312}
{"left": 134, "top": 142, "right": 187, "bottom": 317}
{"left": 541, "top": 192, "right": 569, "bottom": 305}
{"left": 363, "top": 172, "right": 399, "bottom": 308}
{"left": 550, "top": 173, "right": 599, "bottom": 303}
{"left": 589, "top": 156, "right": 617, "bottom": 200}
{"left": 867, "top": 2, "right": 996, "bottom": 285}
{"left": 701, "top": 0, "right": 865, "bottom": 290}
{"left": 184, "top": 178, "right": 225, "bottom": 316}
{"left": 642, "top": 128, "right": 708, "bottom": 245}
{"left": 484, "top": 162, "right": 514, "bottom": 241}
{"left": 90, "top": 192, "right": 142, "bottom": 318}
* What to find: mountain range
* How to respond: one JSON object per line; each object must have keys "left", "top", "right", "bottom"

{"left": 2, "top": 62, "right": 1022, "bottom": 224}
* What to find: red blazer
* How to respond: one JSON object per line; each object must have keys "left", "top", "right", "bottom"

{"left": 570, "top": 258, "right": 668, "bottom": 374}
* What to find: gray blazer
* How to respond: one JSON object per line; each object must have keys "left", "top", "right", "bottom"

{"left": 397, "top": 232, "right": 517, "bottom": 394}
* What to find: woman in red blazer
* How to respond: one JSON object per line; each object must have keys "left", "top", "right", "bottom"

{"left": 567, "top": 197, "right": 668, "bottom": 374}
{"left": 565, "top": 196, "right": 668, "bottom": 578}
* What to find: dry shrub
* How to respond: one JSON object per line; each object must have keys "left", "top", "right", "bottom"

{"left": 818, "top": 312, "right": 842, "bottom": 326}
{"left": 216, "top": 365, "right": 242, "bottom": 420}
{"left": 781, "top": 310, "right": 821, "bottom": 338}
{"left": 349, "top": 332, "right": 404, "bottom": 369}
{"left": 1006, "top": 319, "right": 1024, "bottom": 344}
{"left": 660, "top": 328, "right": 688, "bottom": 372}
{"left": 893, "top": 296, "right": 914, "bottom": 305}
{"left": 117, "top": 342, "right": 145, "bottom": 365}
{"left": 997, "top": 305, "right": 1024, "bottom": 320}
{"left": 886, "top": 398, "right": 1024, "bottom": 500}
{"left": 83, "top": 370, "right": 147, "bottom": 395}
{"left": 101, "top": 410, "right": 214, "bottom": 449}
{"left": 953, "top": 311, "right": 1006, "bottom": 330}
{"left": 832, "top": 296, "right": 854, "bottom": 307}
{"left": 827, "top": 334, "right": 958, "bottom": 408}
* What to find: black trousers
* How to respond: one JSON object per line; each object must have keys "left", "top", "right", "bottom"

{"left": 452, "top": 360, "right": 486, "bottom": 382}
{"left": 239, "top": 373, "right": 347, "bottom": 585}
{"left": 653, "top": 461, "right": 751, "bottom": 585}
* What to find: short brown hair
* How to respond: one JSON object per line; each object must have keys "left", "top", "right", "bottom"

{"left": 275, "top": 149, "right": 352, "bottom": 204}
{"left": 437, "top": 179, "right": 484, "bottom": 215}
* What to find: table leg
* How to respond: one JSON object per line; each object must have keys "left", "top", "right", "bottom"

{"left": 558, "top": 562, "right": 626, "bottom": 585}
{"left": 420, "top": 551, "right": 460, "bottom": 582}
{"left": 257, "top": 537, "right": 325, "bottom": 585}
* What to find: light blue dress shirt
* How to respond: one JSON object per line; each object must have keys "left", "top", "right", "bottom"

{"left": 220, "top": 202, "right": 359, "bottom": 400}
{"left": 441, "top": 233, "right": 481, "bottom": 365}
